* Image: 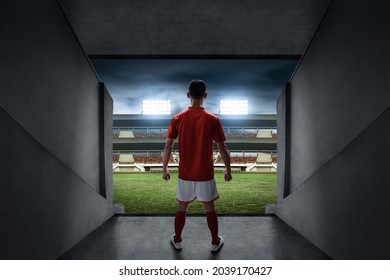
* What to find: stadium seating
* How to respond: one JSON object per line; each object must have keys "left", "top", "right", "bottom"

{"left": 256, "top": 153, "right": 272, "bottom": 163}
{"left": 134, "top": 156, "right": 146, "bottom": 163}
{"left": 119, "top": 153, "right": 135, "bottom": 163}
{"left": 117, "top": 154, "right": 272, "bottom": 165}
{"left": 247, "top": 156, "right": 257, "bottom": 163}
{"left": 230, "top": 156, "right": 257, "bottom": 164}
{"left": 231, "top": 157, "right": 245, "bottom": 164}
{"left": 114, "top": 129, "right": 274, "bottom": 139}
{"left": 149, "top": 156, "right": 163, "bottom": 163}
{"left": 226, "top": 132, "right": 256, "bottom": 138}
{"left": 119, "top": 130, "right": 135, "bottom": 138}
{"left": 112, "top": 116, "right": 277, "bottom": 173}
{"left": 256, "top": 130, "right": 273, "bottom": 138}
{"left": 133, "top": 132, "right": 166, "bottom": 138}
{"left": 129, "top": 155, "right": 178, "bottom": 164}
{"left": 112, "top": 155, "right": 119, "bottom": 163}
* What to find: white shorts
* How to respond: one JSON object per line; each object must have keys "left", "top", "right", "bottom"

{"left": 176, "top": 178, "right": 219, "bottom": 203}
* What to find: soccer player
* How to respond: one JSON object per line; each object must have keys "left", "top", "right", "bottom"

{"left": 162, "top": 80, "right": 232, "bottom": 252}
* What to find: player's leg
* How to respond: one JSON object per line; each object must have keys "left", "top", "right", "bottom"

{"left": 203, "top": 201, "right": 215, "bottom": 212}
{"left": 173, "top": 179, "right": 195, "bottom": 245}
{"left": 174, "top": 201, "right": 189, "bottom": 243}
{"left": 202, "top": 201, "right": 221, "bottom": 246}
{"left": 177, "top": 201, "right": 190, "bottom": 211}
{"left": 195, "top": 180, "right": 223, "bottom": 251}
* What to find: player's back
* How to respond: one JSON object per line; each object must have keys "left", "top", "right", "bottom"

{"left": 171, "top": 107, "right": 223, "bottom": 181}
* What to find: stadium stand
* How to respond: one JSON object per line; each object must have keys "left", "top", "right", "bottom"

{"left": 112, "top": 114, "right": 277, "bottom": 173}
{"left": 119, "top": 130, "right": 135, "bottom": 138}
{"left": 226, "top": 132, "right": 257, "bottom": 138}
{"left": 230, "top": 156, "right": 261, "bottom": 164}
{"left": 256, "top": 153, "right": 273, "bottom": 164}
{"left": 114, "top": 152, "right": 275, "bottom": 173}
{"left": 145, "top": 156, "right": 163, "bottom": 164}
{"left": 119, "top": 153, "right": 135, "bottom": 163}
{"left": 256, "top": 129, "right": 273, "bottom": 138}
{"left": 134, "top": 132, "right": 166, "bottom": 138}
{"left": 133, "top": 156, "right": 145, "bottom": 163}
{"left": 112, "top": 155, "right": 119, "bottom": 163}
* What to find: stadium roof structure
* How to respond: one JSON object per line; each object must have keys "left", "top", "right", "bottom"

{"left": 113, "top": 114, "right": 277, "bottom": 128}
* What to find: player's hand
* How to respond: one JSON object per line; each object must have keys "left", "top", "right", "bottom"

{"left": 224, "top": 170, "right": 232, "bottom": 182}
{"left": 163, "top": 169, "right": 171, "bottom": 181}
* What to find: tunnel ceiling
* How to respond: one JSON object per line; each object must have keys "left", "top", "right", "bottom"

{"left": 59, "top": 0, "right": 332, "bottom": 56}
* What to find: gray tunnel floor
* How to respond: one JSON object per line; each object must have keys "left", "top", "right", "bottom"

{"left": 59, "top": 215, "right": 330, "bottom": 260}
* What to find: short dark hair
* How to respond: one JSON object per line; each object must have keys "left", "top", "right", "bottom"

{"left": 188, "top": 80, "right": 206, "bottom": 99}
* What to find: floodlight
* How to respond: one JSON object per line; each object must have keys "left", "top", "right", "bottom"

{"left": 142, "top": 100, "right": 171, "bottom": 115}
{"left": 219, "top": 100, "right": 248, "bottom": 115}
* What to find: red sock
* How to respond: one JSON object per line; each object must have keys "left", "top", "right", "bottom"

{"left": 174, "top": 210, "right": 187, "bottom": 243}
{"left": 206, "top": 211, "right": 219, "bottom": 245}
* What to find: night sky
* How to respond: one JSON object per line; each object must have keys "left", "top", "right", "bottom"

{"left": 91, "top": 59, "right": 298, "bottom": 115}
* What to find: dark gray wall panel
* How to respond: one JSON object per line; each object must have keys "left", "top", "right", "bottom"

{"left": 59, "top": 0, "right": 331, "bottom": 56}
{"left": 275, "top": 0, "right": 390, "bottom": 259}
{"left": 0, "top": 0, "right": 101, "bottom": 190}
{"left": 0, "top": 0, "right": 115, "bottom": 259}
{"left": 276, "top": 108, "right": 390, "bottom": 259}
{"left": 289, "top": 0, "right": 389, "bottom": 192}
{"left": 276, "top": 84, "right": 288, "bottom": 202}
{"left": 0, "top": 108, "right": 115, "bottom": 259}
{"left": 102, "top": 84, "right": 113, "bottom": 202}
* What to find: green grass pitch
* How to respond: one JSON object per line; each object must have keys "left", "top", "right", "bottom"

{"left": 113, "top": 172, "right": 276, "bottom": 215}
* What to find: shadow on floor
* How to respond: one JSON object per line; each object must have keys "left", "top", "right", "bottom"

{"left": 59, "top": 215, "right": 330, "bottom": 260}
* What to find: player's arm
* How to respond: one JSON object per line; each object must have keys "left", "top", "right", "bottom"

{"left": 216, "top": 142, "right": 232, "bottom": 181}
{"left": 162, "top": 138, "right": 174, "bottom": 180}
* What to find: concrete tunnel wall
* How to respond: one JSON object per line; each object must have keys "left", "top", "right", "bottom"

{"left": 0, "top": 0, "right": 115, "bottom": 259}
{"left": 276, "top": 0, "right": 390, "bottom": 259}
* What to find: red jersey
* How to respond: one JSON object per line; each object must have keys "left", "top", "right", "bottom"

{"left": 167, "top": 107, "right": 226, "bottom": 181}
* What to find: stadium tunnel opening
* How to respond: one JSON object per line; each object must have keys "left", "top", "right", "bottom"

{"left": 91, "top": 57, "right": 299, "bottom": 215}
